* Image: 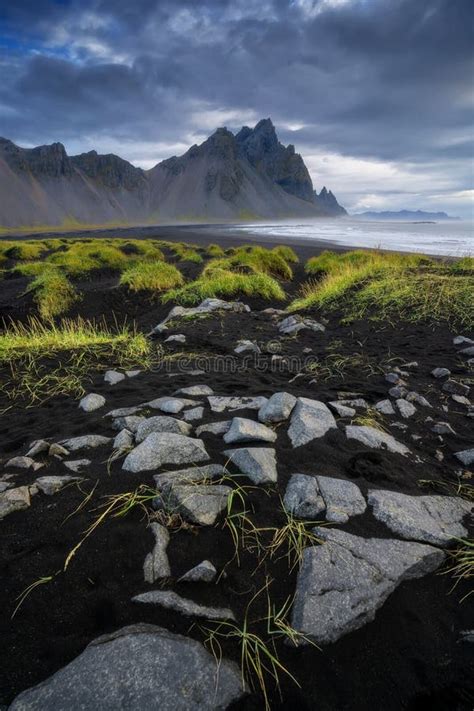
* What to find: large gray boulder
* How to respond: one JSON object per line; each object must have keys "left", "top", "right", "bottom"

{"left": 135, "top": 416, "right": 192, "bottom": 443}
{"left": 9, "top": 624, "right": 244, "bottom": 710}
{"left": 208, "top": 395, "right": 268, "bottom": 413}
{"left": 123, "top": 433, "right": 209, "bottom": 473}
{"left": 345, "top": 425, "right": 409, "bottom": 456}
{"left": 368, "top": 490, "right": 472, "bottom": 546}
{"left": 316, "top": 476, "right": 366, "bottom": 523}
{"left": 223, "top": 447, "right": 278, "bottom": 484}
{"left": 288, "top": 398, "right": 337, "bottom": 447}
{"left": 291, "top": 528, "right": 444, "bottom": 645}
{"left": 166, "top": 484, "right": 231, "bottom": 525}
{"left": 223, "top": 417, "right": 277, "bottom": 444}
{"left": 132, "top": 591, "right": 234, "bottom": 620}
{"left": 152, "top": 299, "right": 250, "bottom": 333}
{"left": 283, "top": 474, "right": 325, "bottom": 519}
{"left": 258, "top": 392, "right": 297, "bottom": 423}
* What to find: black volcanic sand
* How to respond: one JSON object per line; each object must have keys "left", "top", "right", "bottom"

{"left": 0, "top": 234, "right": 473, "bottom": 710}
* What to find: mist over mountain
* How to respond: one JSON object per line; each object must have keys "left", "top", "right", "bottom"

{"left": 0, "top": 119, "right": 345, "bottom": 229}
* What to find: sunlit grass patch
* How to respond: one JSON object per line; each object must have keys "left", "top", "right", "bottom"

{"left": 46, "top": 242, "right": 129, "bottom": 275}
{"left": 163, "top": 268, "right": 285, "bottom": 305}
{"left": 26, "top": 268, "right": 78, "bottom": 319}
{"left": 272, "top": 245, "right": 298, "bottom": 264}
{"left": 0, "top": 317, "right": 158, "bottom": 406}
{"left": 206, "top": 243, "right": 225, "bottom": 257}
{"left": 120, "top": 260, "right": 184, "bottom": 292}
{"left": 13, "top": 261, "right": 50, "bottom": 277}
{"left": 290, "top": 249, "right": 473, "bottom": 327}
{"left": 204, "top": 246, "right": 294, "bottom": 280}
{"left": 0, "top": 241, "right": 47, "bottom": 261}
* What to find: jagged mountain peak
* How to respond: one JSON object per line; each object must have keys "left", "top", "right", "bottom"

{"left": 0, "top": 119, "right": 346, "bottom": 227}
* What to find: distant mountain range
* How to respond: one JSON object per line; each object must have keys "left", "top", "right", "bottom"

{"left": 0, "top": 119, "right": 346, "bottom": 229}
{"left": 353, "top": 210, "right": 459, "bottom": 221}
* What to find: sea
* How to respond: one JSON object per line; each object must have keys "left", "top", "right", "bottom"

{"left": 229, "top": 218, "right": 474, "bottom": 257}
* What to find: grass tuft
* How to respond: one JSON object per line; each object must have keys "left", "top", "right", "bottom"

{"left": 120, "top": 260, "right": 184, "bottom": 292}
{"left": 26, "top": 268, "right": 78, "bottom": 319}
{"left": 163, "top": 268, "right": 285, "bottom": 305}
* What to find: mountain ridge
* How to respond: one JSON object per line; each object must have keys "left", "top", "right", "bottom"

{"left": 0, "top": 119, "right": 346, "bottom": 228}
{"left": 354, "top": 209, "right": 459, "bottom": 221}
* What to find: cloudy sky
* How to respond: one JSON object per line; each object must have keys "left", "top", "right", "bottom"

{"left": 0, "top": 0, "right": 472, "bottom": 217}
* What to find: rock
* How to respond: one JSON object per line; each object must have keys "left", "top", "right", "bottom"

{"left": 25, "top": 440, "right": 50, "bottom": 458}
{"left": 196, "top": 421, "right": 231, "bottom": 437}
{"left": 147, "top": 397, "right": 198, "bottom": 414}
{"left": 79, "top": 393, "right": 106, "bottom": 412}
{"left": 406, "top": 391, "right": 432, "bottom": 408}
{"left": 291, "top": 528, "right": 444, "bottom": 645}
{"left": 223, "top": 447, "right": 277, "bottom": 484}
{"left": 460, "top": 346, "right": 474, "bottom": 356}
{"left": 112, "top": 415, "right": 145, "bottom": 433}
{"left": 64, "top": 459, "right": 91, "bottom": 473}
{"left": 368, "top": 490, "right": 472, "bottom": 546}
{"left": 288, "top": 398, "right": 337, "bottom": 448}
{"left": 9, "top": 623, "right": 244, "bottom": 710}
{"left": 234, "top": 340, "right": 261, "bottom": 355}
{"left": 125, "top": 369, "right": 141, "bottom": 378}
{"left": 278, "top": 315, "right": 325, "bottom": 335}
{"left": 49, "top": 443, "right": 70, "bottom": 457}
{"left": 104, "top": 370, "right": 126, "bottom": 385}
{"left": 388, "top": 385, "right": 408, "bottom": 398}
{"left": 166, "top": 484, "right": 231, "bottom": 525}
{"left": 452, "top": 394, "right": 471, "bottom": 406}
{"left": 258, "top": 392, "right": 297, "bottom": 423}
{"left": 337, "top": 397, "right": 368, "bottom": 409}
{"left": 0, "top": 486, "right": 31, "bottom": 519}
{"left": 5, "top": 456, "right": 35, "bottom": 470}
{"left": 396, "top": 399, "right": 416, "bottom": 418}
{"left": 345, "top": 425, "right": 409, "bottom": 456}
{"left": 442, "top": 379, "right": 470, "bottom": 397}
{"left": 454, "top": 335, "right": 474, "bottom": 346}
{"left": 178, "top": 560, "right": 217, "bottom": 583}
{"left": 329, "top": 401, "right": 356, "bottom": 418}
{"left": 135, "top": 416, "right": 192, "bottom": 443}
{"left": 152, "top": 298, "right": 250, "bottom": 333}
{"left": 106, "top": 405, "right": 143, "bottom": 418}
{"left": 375, "top": 399, "right": 395, "bottom": 415}
{"left": 432, "top": 367, "right": 450, "bottom": 378}
{"left": 223, "top": 417, "right": 277, "bottom": 444}
{"left": 133, "top": 591, "right": 233, "bottom": 620}
{"left": 431, "top": 422, "right": 456, "bottom": 435}
{"left": 208, "top": 395, "right": 268, "bottom": 413}
{"left": 143, "top": 523, "right": 170, "bottom": 582}
{"left": 35, "top": 475, "right": 79, "bottom": 495}
{"left": 164, "top": 334, "right": 186, "bottom": 344}
{"left": 174, "top": 385, "right": 213, "bottom": 397}
{"left": 154, "top": 464, "right": 226, "bottom": 490}
{"left": 183, "top": 407, "right": 204, "bottom": 422}
{"left": 283, "top": 474, "right": 325, "bottom": 519}
{"left": 60, "top": 435, "right": 111, "bottom": 452}
{"left": 454, "top": 448, "right": 474, "bottom": 466}
{"left": 0, "top": 481, "right": 13, "bottom": 493}
{"left": 113, "top": 429, "right": 134, "bottom": 451}
{"left": 123, "top": 433, "right": 209, "bottom": 473}
{"left": 385, "top": 372, "right": 404, "bottom": 385}
{"left": 316, "top": 476, "right": 366, "bottom": 523}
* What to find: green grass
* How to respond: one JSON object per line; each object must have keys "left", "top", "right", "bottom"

{"left": 204, "top": 246, "right": 294, "bottom": 280}
{"left": 0, "top": 241, "right": 47, "bottom": 261}
{"left": 206, "top": 243, "right": 225, "bottom": 257}
{"left": 272, "top": 245, "right": 299, "bottom": 264}
{"left": 163, "top": 268, "right": 285, "bottom": 305}
{"left": 47, "top": 242, "right": 130, "bottom": 275}
{"left": 0, "top": 317, "right": 158, "bottom": 406}
{"left": 13, "top": 261, "right": 50, "bottom": 277}
{"left": 120, "top": 260, "right": 184, "bottom": 292}
{"left": 26, "top": 268, "right": 78, "bottom": 319}
{"left": 290, "top": 250, "right": 474, "bottom": 327}
{"left": 0, "top": 317, "right": 150, "bottom": 363}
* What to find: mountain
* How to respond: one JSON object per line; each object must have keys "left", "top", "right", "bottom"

{"left": 353, "top": 209, "right": 459, "bottom": 221}
{"left": 0, "top": 119, "right": 345, "bottom": 229}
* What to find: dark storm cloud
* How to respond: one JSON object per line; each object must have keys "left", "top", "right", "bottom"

{"left": 0, "top": 0, "right": 472, "bottom": 213}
